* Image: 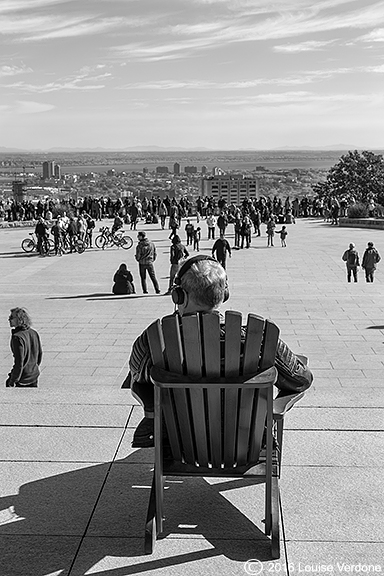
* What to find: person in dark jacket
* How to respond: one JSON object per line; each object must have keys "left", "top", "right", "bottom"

{"left": 112, "top": 263, "right": 135, "bottom": 295}
{"left": 165, "top": 235, "right": 189, "bottom": 294}
{"left": 212, "top": 233, "right": 232, "bottom": 269}
{"left": 6, "top": 308, "right": 42, "bottom": 388}
{"left": 342, "top": 242, "right": 360, "bottom": 282}
{"left": 362, "top": 242, "right": 381, "bottom": 282}
{"left": 124, "top": 257, "right": 313, "bottom": 447}
{"left": 135, "top": 231, "right": 161, "bottom": 294}
{"left": 35, "top": 217, "right": 49, "bottom": 255}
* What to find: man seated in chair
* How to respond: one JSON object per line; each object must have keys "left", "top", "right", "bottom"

{"left": 125, "top": 255, "right": 313, "bottom": 448}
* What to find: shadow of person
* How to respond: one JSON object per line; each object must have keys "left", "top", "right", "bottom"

{"left": 0, "top": 451, "right": 275, "bottom": 576}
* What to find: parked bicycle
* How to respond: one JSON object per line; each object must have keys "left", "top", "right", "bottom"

{"left": 94, "top": 227, "right": 133, "bottom": 250}
{"left": 61, "top": 234, "right": 86, "bottom": 254}
{"left": 21, "top": 233, "right": 55, "bottom": 255}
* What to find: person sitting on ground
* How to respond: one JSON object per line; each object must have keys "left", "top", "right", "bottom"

{"left": 112, "top": 263, "right": 135, "bottom": 295}
{"left": 124, "top": 256, "right": 313, "bottom": 448}
{"left": 6, "top": 307, "right": 43, "bottom": 388}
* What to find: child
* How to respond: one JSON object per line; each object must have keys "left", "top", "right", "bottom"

{"left": 193, "top": 227, "right": 201, "bottom": 251}
{"left": 276, "top": 225, "right": 288, "bottom": 247}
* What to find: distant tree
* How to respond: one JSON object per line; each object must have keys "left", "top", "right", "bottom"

{"left": 312, "top": 150, "right": 384, "bottom": 204}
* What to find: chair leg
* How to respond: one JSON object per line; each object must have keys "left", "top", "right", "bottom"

{"left": 271, "top": 476, "right": 280, "bottom": 559}
{"left": 145, "top": 478, "right": 157, "bottom": 554}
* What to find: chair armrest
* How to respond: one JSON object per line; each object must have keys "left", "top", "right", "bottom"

{"left": 273, "top": 391, "right": 305, "bottom": 420}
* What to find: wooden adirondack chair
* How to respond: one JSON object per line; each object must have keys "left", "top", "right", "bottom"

{"left": 143, "top": 310, "right": 305, "bottom": 559}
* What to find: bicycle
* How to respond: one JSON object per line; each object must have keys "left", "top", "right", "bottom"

{"left": 61, "top": 233, "right": 86, "bottom": 254}
{"left": 94, "top": 226, "right": 133, "bottom": 250}
{"left": 21, "top": 232, "right": 55, "bottom": 255}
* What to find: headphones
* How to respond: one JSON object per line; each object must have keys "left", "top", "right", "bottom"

{"left": 171, "top": 255, "right": 230, "bottom": 305}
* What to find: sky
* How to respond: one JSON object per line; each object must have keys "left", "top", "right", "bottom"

{"left": 1, "top": 0, "right": 384, "bottom": 150}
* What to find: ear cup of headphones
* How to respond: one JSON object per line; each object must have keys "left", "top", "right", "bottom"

{"left": 171, "top": 286, "right": 185, "bottom": 305}
{"left": 223, "top": 283, "right": 230, "bottom": 302}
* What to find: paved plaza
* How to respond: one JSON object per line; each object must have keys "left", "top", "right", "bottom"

{"left": 0, "top": 218, "right": 383, "bottom": 575}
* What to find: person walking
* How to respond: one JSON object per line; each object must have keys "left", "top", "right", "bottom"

{"left": 135, "top": 231, "right": 161, "bottom": 294}
{"left": 342, "top": 242, "right": 360, "bottom": 282}
{"left": 165, "top": 235, "right": 189, "bottom": 294}
{"left": 212, "top": 233, "right": 232, "bottom": 269}
{"left": 362, "top": 242, "right": 381, "bottom": 282}
{"left": 6, "top": 307, "right": 43, "bottom": 388}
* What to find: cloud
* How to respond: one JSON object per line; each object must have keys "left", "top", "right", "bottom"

{"left": 0, "top": 64, "right": 32, "bottom": 77}
{"left": 273, "top": 39, "right": 336, "bottom": 52}
{"left": 6, "top": 80, "right": 107, "bottom": 93}
{"left": 16, "top": 100, "right": 55, "bottom": 114}
{"left": 358, "top": 27, "right": 384, "bottom": 42}
{"left": 0, "top": 0, "right": 75, "bottom": 14}
{"left": 108, "top": 2, "right": 384, "bottom": 62}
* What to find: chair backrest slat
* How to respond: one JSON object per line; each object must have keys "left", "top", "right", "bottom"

{"left": 171, "top": 389, "right": 196, "bottom": 463}
{"left": 181, "top": 315, "right": 203, "bottom": 378}
{"left": 201, "top": 313, "right": 221, "bottom": 378}
{"left": 206, "top": 388, "right": 223, "bottom": 468}
{"left": 162, "top": 315, "right": 184, "bottom": 373}
{"left": 259, "top": 320, "right": 280, "bottom": 371}
{"left": 243, "top": 314, "right": 265, "bottom": 374}
{"left": 147, "top": 320, "right": 165, "bottom": 369}
{"left": 248, "top": 388, "right": 268, "bottom": 462}
{"left": 223, "top": 388, "right": 240, "bottom": 467}
{"left": 224, "top": 311, "right": 242, "bottom": 377}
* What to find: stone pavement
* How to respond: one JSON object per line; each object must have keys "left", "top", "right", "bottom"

{"left": 0, "top": 218, "right": 383, "bottom": 576}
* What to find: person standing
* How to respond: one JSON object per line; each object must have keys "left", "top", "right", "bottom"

{"left": 342, "top": 242, "right": 360, "bottom": 282}
{"left": 206, "top": 213, "right": 216, "bottom": 240}
{"left": 362, "top": 242, "right": 381, "bottom": 282}
{"left": 193, "top": 227, "right": 201, "bottom": 251}
{"left": 6, "top": 308, "right": 42, "bottom": 388}
{"left": 276, "top": 226, "right": 288, "bottom": 247}
{"left": 165, "top": 235, "right": 189, "bottom": 294}
{"left": 212, "top": 233, "right": 232, "bottom": 269}
{"left": 35, "top": 217, "right": 49, "bottom": 256}
{"left": 184, "top": 220, "right": 195, "bottom": 246}
{"left": 135, "top": 231, "right": 161, "bottom": 294}
{"left": 266, "top": 217, "right": 276, "bottom": 247}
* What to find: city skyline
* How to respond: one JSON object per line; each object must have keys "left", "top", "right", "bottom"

{"left": 1, "top": 0, "right": 384, "bottom": 151}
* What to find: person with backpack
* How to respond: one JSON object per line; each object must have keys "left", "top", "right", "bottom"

{"left": 165, "top": 235, "right": 189, "bottom": 294}
{"left": 342, "top": 242, "right": 360, "bottom": 282}
{"left": 362, "top": 242, "right": 381, "bottom": 282}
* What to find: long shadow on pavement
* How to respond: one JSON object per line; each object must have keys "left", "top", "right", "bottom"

{"left": 0, "top": 453, "right": 274, "bottom": 575}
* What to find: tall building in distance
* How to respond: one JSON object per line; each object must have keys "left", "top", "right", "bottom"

{"left": 173, "top": 162, "right": 180, "bottom": 175}
{"left": 54, "top": 164, "right": 61, "bottom": 180}
{"left": 201, "top": 175, "right": 259, "bottom": 204}
{"left": 42, "top": 161, "right": 55, "bottom": 180}
{"left": 12, "top": 180, "right": 26, "bottom": 202}
{"left": 156, "top": 166, "right": 169, "bottom": 174}
{"left": 184, "top": 166, "right": 197, "bottom": 174}
{"left": 201, "top": 165, "right": 208, "bottom": 175}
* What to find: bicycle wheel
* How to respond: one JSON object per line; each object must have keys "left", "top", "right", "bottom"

{"left": 75, "top": 240, "right": 86, "bottom": 254}
{"left": 95, "top": 235, "right": 106, "bottom": 249}
{"left": 121, "top": 235, "right": 133, "bottom": 250}
{"left": 47, "top": 239, "right": 56, "bottom": 255}
{"left": 21, "top": 238, "right": 35, "bottom": 253}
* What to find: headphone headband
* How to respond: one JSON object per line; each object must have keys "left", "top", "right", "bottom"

{"left": 174, "top": 255, "right": 217, "bottom": 286}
